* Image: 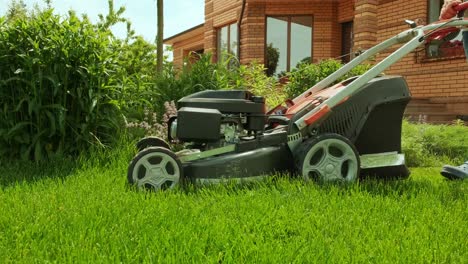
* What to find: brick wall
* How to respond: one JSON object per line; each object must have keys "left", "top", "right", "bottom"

{"left": 165, "top": 24, "right": 205, "bottom": 69}
{"left": 338, "top": 0, "right": 355, "bottom": 23}
{"left": 354, "top": 0, "right": 378, "bottom": 50}
{"left": 241, "top": 3, "right": 265, "bottom": 64}
{"left": 205, "top": 0, "right": 242, "bottom": 60}
{"left": 204, "top": 0, "right": 357, "bottom": 64}
{"left": 240, "top": 1, "right": 343, "bottom": 64}
{"left": 172, "top": 35, "right": 204, "bottom": 68}
{"left": 203, "top": 0, "right": 356, "bottom": 64}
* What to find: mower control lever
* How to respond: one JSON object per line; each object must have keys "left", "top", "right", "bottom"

{"left": 405, "top": 20, "right": 417, "bottom": 28}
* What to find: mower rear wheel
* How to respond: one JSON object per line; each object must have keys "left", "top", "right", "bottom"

{"left": 295, "top": 134, "right": 360, "bottom": 183}
{"left": 128, "top": 147, "right": 183, "bottom": 191}
{"left": 136, "top": 136, "right": 170, "bottom": 151}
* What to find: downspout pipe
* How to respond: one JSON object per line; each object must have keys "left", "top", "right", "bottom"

{"left": 237, "top": 0, "right": 247, "bottom": 62}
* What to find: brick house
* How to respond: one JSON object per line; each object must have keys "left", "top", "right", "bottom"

{"left": 164, "top": 0, "right": 468, "bottom": 122}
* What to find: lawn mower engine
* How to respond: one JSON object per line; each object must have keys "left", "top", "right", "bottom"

{"left": 166, "top": 90, "right": 295, "bottom": 182}
{"left": 169, "top": 90, "right": 266, "bottom": 147}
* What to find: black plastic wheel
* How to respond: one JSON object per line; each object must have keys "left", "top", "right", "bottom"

{"left": 136, "top": 136, "right": 170, "bottom": 151}
{"left": 294, "top": 133, "right": 360, "bottom": 183}
{"left": 127, "top": 147, "right": 183, "bottom": 191}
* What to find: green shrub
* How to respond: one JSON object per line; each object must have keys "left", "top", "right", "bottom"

{"left": 265, "top": 44, "right": 279, "bottom": 77}
{"left": 0, "top": 1, "right": 161, "bottom": 160}
{"left": 146, "top": 53, "right": 282, "bottom": 111}
{"left": 234, "top": 62, "right": 284, "bottom": 108}
{"left": 284, "top": 59, "right": 372, "bottom": 98}
{"left": 122, "top": 53, "right": 229, "bottom": 130}
{"left": 179, "top": 53, "right": 227, "bottom": 92}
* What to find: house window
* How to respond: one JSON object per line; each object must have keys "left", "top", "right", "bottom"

{"left": 185, "top": 49, "right": 204, "bottom": 65}
{"left": 341, "top": 21, "right": 354, "bottom": 63}
{"left": 217, "top": 23, "right": 238, "bottom": 63}
{"left": 428, "top": 0, "right": 444, "bottom": 23}
{"left": 425, "top": 0, "right": 464, "bottom": 60}
{"left": 266, "top": 16, "right": 313, "bottom": 76}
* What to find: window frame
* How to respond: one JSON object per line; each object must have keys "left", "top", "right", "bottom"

{"left": 217, "top": 22, "right": 238, "bottom": 63}
{"left": 341, "top": 20, "right": 354, "bottom": 63}
{"left": 264, "top": 14, "right": 314, "bottom": 74}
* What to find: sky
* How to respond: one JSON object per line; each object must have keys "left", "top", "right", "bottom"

{"left": 0, "top": 0, "right": 205, "bottom": 42}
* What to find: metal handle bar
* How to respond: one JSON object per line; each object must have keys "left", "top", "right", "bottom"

{"left": 292, "top": 18, "right": 468, "bottom": 131}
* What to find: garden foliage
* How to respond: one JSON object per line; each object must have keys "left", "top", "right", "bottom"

{"left": 284, "top": 59, "right": 372, "bottom": 98}
{"left": 0, "top": 1, "right": 279, "bottom": 161}
{"left": 0, "top": 1, "right": 161, "bottom": 160}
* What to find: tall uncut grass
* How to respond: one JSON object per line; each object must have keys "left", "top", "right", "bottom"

{"left": 402, "top": 120, "right": 468, "bottom": 167}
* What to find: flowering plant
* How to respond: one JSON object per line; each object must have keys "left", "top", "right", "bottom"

{"left": 125, "top": 101, "right": 177, "bottom": 140}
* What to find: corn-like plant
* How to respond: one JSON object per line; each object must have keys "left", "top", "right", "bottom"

{"left": 0, "top": 1, "right": 160, "bottom": 160}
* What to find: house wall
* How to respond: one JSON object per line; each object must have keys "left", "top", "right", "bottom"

{"left": 169, "top": 0, "right": 467, "bottom": 113}
{"left": 244, "top": 1, "right": 343, "bottom": 64}
{"left": 205, "top": 0, "right": 243, "bottom": 59}
{"left": 338, "top": 0, "right": 355, "bottom": 23}
{"left": 171, "top": 34, "right": 205, "bottom": 68}
{"left": 206, "top": 0, "right": 353, "bottom": 64}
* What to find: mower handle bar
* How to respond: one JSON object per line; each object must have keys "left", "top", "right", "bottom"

{"left": 292, "top": 18, "right": 468, "bottom": 131}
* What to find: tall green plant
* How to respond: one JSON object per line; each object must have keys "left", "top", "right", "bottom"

{"left": 5, "top": 0, "right": 27, "bottom": 22}
{"left": 265, "top": 44, "right": 279, "bottom": 77}
{"left": 0, "top": 1, "right": 160, "bottom": 161}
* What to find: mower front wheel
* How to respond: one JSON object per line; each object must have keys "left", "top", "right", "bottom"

{"left": 128, "top": 147, "right": 183, "bottom": 191}
{"left": 295, "top": 134, "right": 360, "bottom": 183}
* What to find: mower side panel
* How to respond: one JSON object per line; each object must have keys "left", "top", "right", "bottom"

{"left": 316, "top": 76, "right": 410, "bottom": 144}
{"left": 354, "top": 100, "right": 408, "bottom": 155}
{"left": 183, "top": 144, "right": 294, "bottom": 180}
{"left": 315, "top": 75, "right": 411, "bottom": 178}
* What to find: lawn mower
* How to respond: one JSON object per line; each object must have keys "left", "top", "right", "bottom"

{"left": 127, "top": 3, "right": 468, "bottom": 191}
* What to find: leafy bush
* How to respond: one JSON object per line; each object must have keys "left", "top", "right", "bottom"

{"left": 234, "top": 62, "right": 284, "bottom": 108}
{"left": 284, "top": 59, "right": 372, "bottom": 98}
{"left": 265, "top": 44, "right": 279, "bottom": 77}
{"left": 178, "top": 53, "right": 228, "bottom": 93}
{"left": 144, "top": 54, "right": 284, "bottom": 112}
{"left": 0, "top": 1, "right": 160, "bottom": 160}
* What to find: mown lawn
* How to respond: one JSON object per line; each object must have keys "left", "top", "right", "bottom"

{"left": 0, "top": 144, "right": 466, "bottom": 263}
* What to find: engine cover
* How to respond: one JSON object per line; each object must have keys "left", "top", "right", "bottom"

{"left": 176, "top": 107, "right": 221, "bottom": 143}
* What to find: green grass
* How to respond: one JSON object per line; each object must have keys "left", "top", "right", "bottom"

{"left": 0, "top": 143, "right": 467, "bottom": 263}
